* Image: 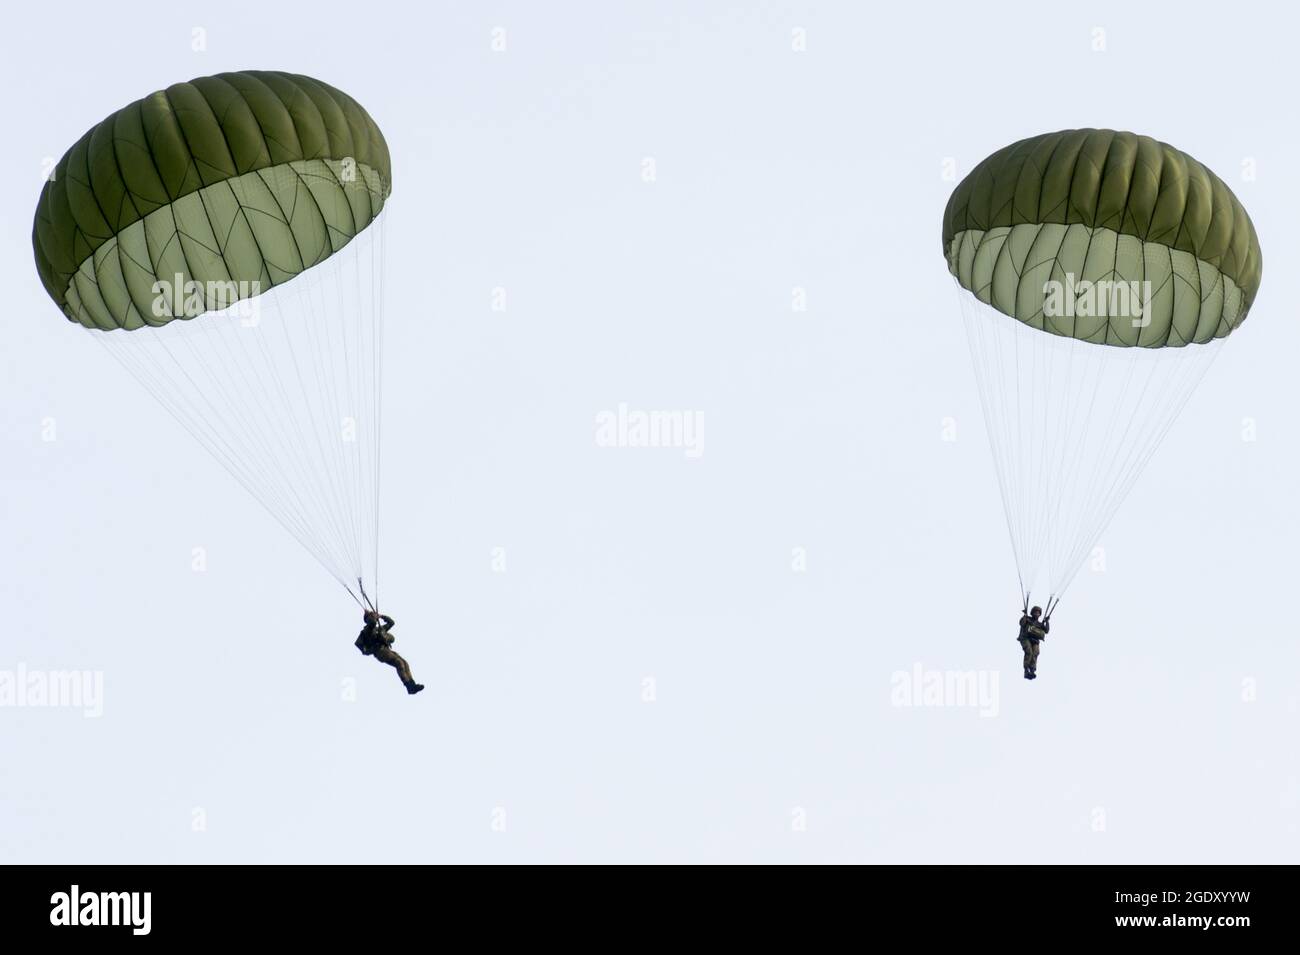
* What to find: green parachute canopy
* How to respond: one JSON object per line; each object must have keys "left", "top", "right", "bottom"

{"left": 943, "top": 129, "right": 1261, "bottom": 347}
{"left": 944, "top": 128, "right": 1264, "bottom": 603}
{"left": 33, "top": 70, "right": 390, "bottom": 330}
{"left": 31, "top": 71, "right": 393, "bottom": 609}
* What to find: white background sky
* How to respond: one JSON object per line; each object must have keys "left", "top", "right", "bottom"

{"left": 1, "top": 1, "right": 1296, "bottom": 863}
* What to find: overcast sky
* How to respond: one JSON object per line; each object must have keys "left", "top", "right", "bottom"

{"left": 1, "top": 0, "right": 1296, "bottom": 863}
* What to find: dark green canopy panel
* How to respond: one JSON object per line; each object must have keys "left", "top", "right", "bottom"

{"left": 33, "top": 71, "right": 390, "bottom": 330}
{"left": 943, "top": 129, "right": 1262, "bottom": 346}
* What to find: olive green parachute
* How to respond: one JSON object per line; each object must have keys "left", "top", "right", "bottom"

{"left": 33, "top": 70, "right": 390, "bottom": 331}
{"left": 943, "top": 129, "right": 1261, "bottom": 347}
{"left": 944, "top": 129, "right": 1263, "bottom": 606}
{"left": 31, "top": 72, "right": 393, "bottom": 609}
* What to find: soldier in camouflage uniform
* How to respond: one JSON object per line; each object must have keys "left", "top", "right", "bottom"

{"left": 356, "top": 609, "right": 424, "bottom": 694}
{"left": 1017, "top": 606, "right": 1049, "bottom": 680}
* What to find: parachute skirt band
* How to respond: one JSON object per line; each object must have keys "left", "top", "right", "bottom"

{"left": 65, "top": 158, "right": 388, "bottom": 331}
{"left": 946, "top": 223, "right": 1248, "bottom": 347}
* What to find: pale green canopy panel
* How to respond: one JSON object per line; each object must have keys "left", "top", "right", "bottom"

{"left": 33, "top": 71, "right": 390, "bottom": 330}
{"left": 943, "top": 129, "right": 1262, "bottom": 347}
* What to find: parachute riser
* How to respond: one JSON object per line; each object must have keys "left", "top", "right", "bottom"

{"left": 1019, "top": 591, "right": 1059, "bottom": 622}
{"left": 357, "top": 578, "right": 379, "bottom": 615}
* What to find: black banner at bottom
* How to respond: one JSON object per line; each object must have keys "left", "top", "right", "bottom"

{"left": 0, "top": 865, "right": 1288, "bottom": 942}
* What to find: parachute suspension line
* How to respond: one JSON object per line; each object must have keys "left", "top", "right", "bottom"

{"left": 956, "top": 281, "right": 1029, "bottom": 593}
{"left": 266, "top": 209, "right": 386, "bottom": 604}
{"left": 1042, "top": 336, "right": 1107, "bottom": 589}
{"left": 342, "top": 578, "right": 366, "bottom": 610}
{"left": 1057, "top": 345, "right": 1217, "bottom": 598}
{"left": 1052, "top": 348, "right": 1145, "bottom": 589}
{"left": 1053, "top": 339, "right": 1222, "bottom": 601}
{"left": 133, "top": 312, "right": 352, "bottom": 592}
{"left": 1034, "top": 329, "right": 1113, "bottom": 587}
{"left": 184, "top": 169, "right": 361, "bottom": 585}
{"left": 200, "top": 276, "right": 353, "bottom": 575}
{"left": 217, "top": 244, "right": 359, "bottom": 587}
{"left": 89, "top": 212, "right": 388, "bottom": 607}
{"left": 118, "top": 310, "right": 345, "bottom": 574}
{"left": 92, "top": 324, "right": 357, "bottom": 597}
{"left": 244, "top": 283, "right": 358, "bottom": 576}
{"left": 357, "top": 578, "right": 377, "bottom": 614}
{"left": 332, "top": 223, "right": 364, "bottom": 599}
{"left": 956, "top": 291, "right": 1225, "bottom": 598}
{"left": 371, "top": 215, "right": 387, "bottom": 612}
{"left": 962, "top": 301, "right": 1017, "bottom": 571}
{"left": 283, "top": 247, "right": 363, "bottom": 585}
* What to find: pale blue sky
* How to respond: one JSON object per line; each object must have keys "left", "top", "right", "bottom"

{"left": 1, "top": 0, "right": 1295, "bottom": 863}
